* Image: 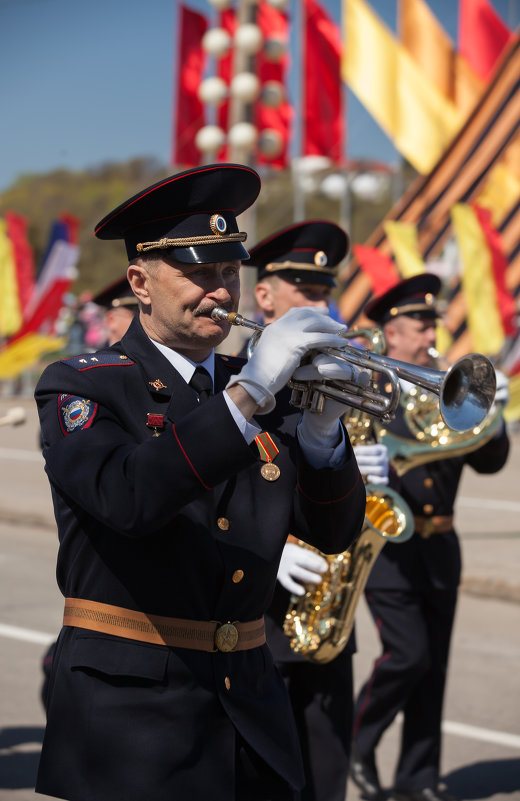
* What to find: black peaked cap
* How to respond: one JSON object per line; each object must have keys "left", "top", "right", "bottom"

{"left": 364, "top": 273, "right": 442, "bottom": 325}
{"left": 92, "top": 277, "right": 138, "bottom": 310}
{"left": 94, "top": 164, "right": 261, "bottom": 263}
{"left": 247, "top": 220, "right": 349, "bottom": 287}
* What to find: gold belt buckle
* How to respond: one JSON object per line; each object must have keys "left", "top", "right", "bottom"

{"left": 214, "top": 621, "right": 239, "bottom": 653}
{"left": 421, "top": 518, "right": 435, "bottom": 538}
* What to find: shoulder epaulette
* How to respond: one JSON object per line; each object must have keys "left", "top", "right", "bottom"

{"left": 61, "top": 352, "right": 135, "bottom": 371}
{"left": 218, "top": 353, "right": 246, "bottom": 373}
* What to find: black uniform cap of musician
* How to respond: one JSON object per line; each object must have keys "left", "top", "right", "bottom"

{"left": 246, "top": 220, "right": 349, "bottom": 287}
{"left": 364, "top": 273, "right": 442, "bottom": 325}
{"left": 92, "top": 276, "right": 139, "bottom": 310}
{"left": 94, "top": 163, "right": 261, "bottom": 263}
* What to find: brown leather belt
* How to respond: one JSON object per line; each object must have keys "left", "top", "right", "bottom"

{"left": 63, "top": 598, "right": 265, "bottom": 653}
{"left": 414, "top": 515, "right": 454, "bottom": 538}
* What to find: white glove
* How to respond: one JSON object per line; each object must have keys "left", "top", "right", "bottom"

{"left": 353, "top": 443, "right": 389, "bottom": 485}
{"left": 494, "top": 369, "right": 510, "bottom": 406}
{"left": 226, "top": 307, "right": 348, "bottom": 414}
{"left": 277, "top": 542, "right": 328, "bottom": 596}
{"left": 295, "top": 352, "right": 372, "bottom": 448}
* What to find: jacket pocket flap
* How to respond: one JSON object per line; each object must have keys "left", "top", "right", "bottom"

{"left": 70, "top": 635, "right": 168, "bottom": 680}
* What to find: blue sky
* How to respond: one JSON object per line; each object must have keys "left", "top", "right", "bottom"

{"left": 0, "top": 0, "right": 517, "bottom": 192}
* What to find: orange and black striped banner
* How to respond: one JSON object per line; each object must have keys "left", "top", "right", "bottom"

{"left": 338, "top": 36, "right": 520, "bottom": 334}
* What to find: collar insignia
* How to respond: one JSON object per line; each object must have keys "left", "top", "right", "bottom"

{"left": 149, "top": 378, "right": 167, "bottom": 390}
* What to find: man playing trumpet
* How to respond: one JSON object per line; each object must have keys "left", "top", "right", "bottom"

{"left": 34, "top": 165, "right": 367, "bottom": 801}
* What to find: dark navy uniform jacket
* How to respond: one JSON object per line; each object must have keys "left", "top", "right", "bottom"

{"left": 34, "top": 316, "right": 366, "bottom": 801}
{"left": 367, "top": 396, "right": 510, "bottom": 592}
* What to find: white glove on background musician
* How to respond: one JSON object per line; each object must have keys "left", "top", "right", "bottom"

{"left": 353, "top": 443, "right": 390, "bottom": 485}
{"left": 277, "top": 542, "right": 328, "bottom": 596}
{"left": 226, "top": 307, "right": 348, "bottom": 414}
{"left": 490, "top": 368, "right": 509, "bottom": 439}
{"left": 493, "top": 369, "right": 510, "bottom": 406}
{"left": 295, "top": 352, "right": 372, "bottom": 449}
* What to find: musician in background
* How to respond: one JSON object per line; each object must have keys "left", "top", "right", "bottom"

{"left": 350, "top": 274, "right": 510, "bottom": 801}
{"left": 245, "top": 221, "right": 389, "bottom": 801}
{"left": 92, "top": 275, "right": 139, "bottom": 345}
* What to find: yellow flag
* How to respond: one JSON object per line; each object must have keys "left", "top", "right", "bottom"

{"left": 399, "top": 0, "right": 455, "bottom": 100}
{"left": 476, "top": 162, "right": 520, "bottom": 226}
{"left": 343, "top": 0, "right": 462, "bottom": 174}
{"left": 0, "top": 333, "right": 66, "bottom": 379}
{"left": 451, "top": 203, "right": 504, "bottom": 355}
{"left": 0, "top": 219, "right": 22, "bottom": 337}
{"left": 383, "top": 221, "right": 424, "bottom": 278}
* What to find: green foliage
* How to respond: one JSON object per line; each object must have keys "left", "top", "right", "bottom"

{"left": 0, "top": 158, "right": 403, "bottom": 299}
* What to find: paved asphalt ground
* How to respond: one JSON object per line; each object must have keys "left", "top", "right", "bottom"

{"left": 0, "top": 397, "right": 518, "bottom": 801}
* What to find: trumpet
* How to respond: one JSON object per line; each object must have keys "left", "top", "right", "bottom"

{"left": 211, "top": 307, "right": 496, "bottom": 431}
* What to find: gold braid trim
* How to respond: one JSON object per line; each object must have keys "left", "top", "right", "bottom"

{"left": 264, "top": 260, "right": 337, "bottom": 275}
{"left": 136, "top": 233, "right": 247, "bottom": 253}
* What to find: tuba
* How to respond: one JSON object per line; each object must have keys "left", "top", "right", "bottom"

{"left": 282, "top": 331, "right": 413, "bottom": 664}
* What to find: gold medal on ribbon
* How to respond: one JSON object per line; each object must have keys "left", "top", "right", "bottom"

{"left": 260, "top": 462, "right": 281, "bottom": 481}
{"left": 255, "top": 432, "right": 280, "bottom": 481}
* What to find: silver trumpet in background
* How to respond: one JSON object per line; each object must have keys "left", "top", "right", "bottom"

{"left": 211, "top": 308, "right": 496, "bottom": 432}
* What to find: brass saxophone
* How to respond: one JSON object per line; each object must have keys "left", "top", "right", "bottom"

{"left": 283, "top": 330, "right": 414, "bottom": 664}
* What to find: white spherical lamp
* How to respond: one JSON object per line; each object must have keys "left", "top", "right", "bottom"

{"left": 195, "top": 125, "right": 226, "bottom": 154}
{"left": 258, "top": 129, "right": 284, "bottom": 158}
{"left": 321, "top": 173, "right": 348, "bottom": 201}
{"left": 198, "top": 76, "right": 228, "bottom": 105}
{"left": 230, "top": 72, "right": 260, "bottom": 103}
{"left": 266, "top": 0, "right": 289, "bottom": 9}
{"left": 260, "top": 80, "right": 285, "bottom": 108}
{"left": 202, "top": 27, "right": 231, "bottom": 56}
{"left": 235, "top": 23, "right": 263, "bottom": 55}
{"left": 228, "top": 122, "right": 258, "bottom": 151}
{"left": 263, "top": 35, "right": 287, "bottom": 62}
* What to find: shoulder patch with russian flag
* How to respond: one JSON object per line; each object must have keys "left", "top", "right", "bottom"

{"left": 58, "top": 394, "right": 98, "bottom": 435}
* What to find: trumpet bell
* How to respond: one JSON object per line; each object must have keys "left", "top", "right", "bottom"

{"left": 440, "top": 353, "right": 496, "bottom": 432}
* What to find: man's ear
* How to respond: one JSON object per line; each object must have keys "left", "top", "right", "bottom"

{"left": 254, "top": 280, "right": 275, "bottom": 314}
{"left": 127, "top": 264, "right": 150, "bottom": 306}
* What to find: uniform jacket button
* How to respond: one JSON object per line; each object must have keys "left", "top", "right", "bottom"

{"left": 424, "top": 477, "right": 434, "bottom": 488}
{"left": 217, "top": 517, "right": 230, "bottom": 531}
{"left": 232, "top": 569, "right": 244, "bottom": 584}
{"left": 224, "top": 676, "right": 231, "bottom": 690}
{"left": 423, "top": 503, "right": 434, "bottom": 514}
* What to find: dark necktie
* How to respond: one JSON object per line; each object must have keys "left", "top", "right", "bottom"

{"left": 189, "top": 366, "right": 213, "bottom": 404}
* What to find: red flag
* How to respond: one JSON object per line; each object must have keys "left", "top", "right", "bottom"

{"left": 172, "top": 5, "right": 208, "bottom": 167}
{"left": 216, "top": 8, "right": 237, "bottom": 162}
{"left": 459, "top": 0, "right": 516, "bottom": 82}
{"left": 255, "top": 0, "right": 292, "bottom": 168}
{"left": 472, "top": 203, "right": 518, "bottom": 337}
{"left": 4, "top": 212, "right": 35, "bottom": 315}
{"left": 303, "top": 0, "right": 344, "bottom": 163}
{"left": 353, "top": 245, "right": 400, "bottom": 295}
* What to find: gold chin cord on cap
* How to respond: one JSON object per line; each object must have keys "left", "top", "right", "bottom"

{"left": 136, "top": 233, "right": 247, "bottom": 253}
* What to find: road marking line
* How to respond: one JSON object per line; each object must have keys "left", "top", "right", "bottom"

{"left": 0, "top": 447, "right": 43, "bottom": 463}
{"left": 0, "top": 622, "right": 55, "bottom": 645}
{"left": 458, "top": 497, "right": 520, "bottom": 512}
{"left": 442, "top": 720, "right": 520, "bottom": 749}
